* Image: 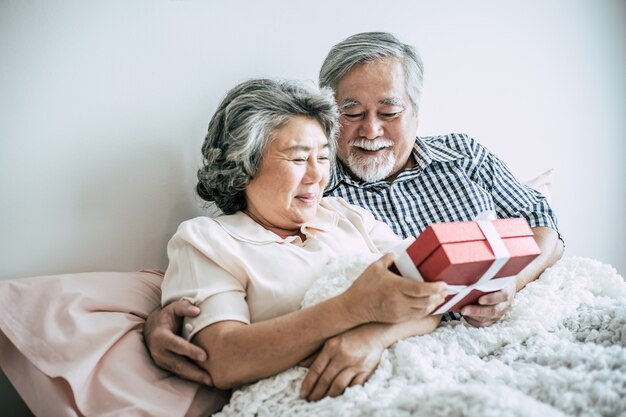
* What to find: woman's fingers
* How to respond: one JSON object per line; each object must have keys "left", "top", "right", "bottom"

{"left": 300, "top": 349, "right": 331, "bottom": 398}
{"left": 302, "top": 329, "right": 385, "bottom": 401}
{"left": 298, "top": 352, "right": 318, "bottom": 368}
{"left": 399, "top": 279, "right": 447, "bottom": 298}
{"left": 379, "top": 280, "right": 447, "bottom": 322}
{"left": 349, "top": 371, "right": 370, "bottom": 387}
{"left": 307, "top": 364, "right": 370, "bottom": 400}
{"left": 324, "top": 368, "right": 355, "bottom": 399}
{"left": 378, "top": 252, "right": 397, "bottom": 267}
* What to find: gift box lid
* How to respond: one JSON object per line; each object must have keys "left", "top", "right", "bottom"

{"left": 406, "top": 218, "right": 541, "bottom": 283}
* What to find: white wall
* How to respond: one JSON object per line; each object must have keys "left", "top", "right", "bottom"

{"left": 1, "top": 0, "right": 625, "bottom": 282}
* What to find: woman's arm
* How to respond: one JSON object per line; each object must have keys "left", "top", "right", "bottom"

{"left": 299, "top": 315, "right": 442, "bottom": 400}
{"left": 192, "top": 253, "right": 447, "bottom": 389}
{"left": 193, "top": 296, "right": 353, "bottom": 389}
{"left": 366, "top": 313, "right": 442, "bottom": 349}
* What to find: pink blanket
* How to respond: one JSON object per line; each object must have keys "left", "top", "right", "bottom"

{"left": 0, "top": 271, "right": 228, "bottom": 417}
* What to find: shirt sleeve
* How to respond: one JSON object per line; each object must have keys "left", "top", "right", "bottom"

{"left": 161, "top": 218, "right": 251, "bottom": 341}
{"left": 468, "top": 137, "right": 563, "bottom": 241}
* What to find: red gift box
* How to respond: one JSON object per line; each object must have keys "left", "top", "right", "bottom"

{"left": 391, "top": 217, "right": 541, "bottom": 314}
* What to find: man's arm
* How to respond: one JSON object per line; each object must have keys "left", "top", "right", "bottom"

{"left": 143, "top": 300, "right": 213, "bottom": 385}
{"left": 512, "top": 226, "right": 564, "bottom": 291}
{"left": 457, "top": 135, "right": 564, "bottom": 326}
{"left": 461, "top": 226, "right": 564, "bottom": 327}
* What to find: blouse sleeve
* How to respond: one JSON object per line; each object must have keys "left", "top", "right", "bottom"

{"left": 161, "top": 218, "right": 250, "bottom": 341}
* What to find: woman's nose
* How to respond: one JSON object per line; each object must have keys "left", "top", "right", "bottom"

{"left": 304, "top": 159, "right": 324, "bottom": 183}
{"left": 358, "top": 115, "right": 384, "bottom": 139}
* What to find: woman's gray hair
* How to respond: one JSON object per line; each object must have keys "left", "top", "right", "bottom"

{"left": 197, "top": 78, "right": 339, "bottom": 214}
{"left": 319, "top": 32, "right": 424, "bottom": 114}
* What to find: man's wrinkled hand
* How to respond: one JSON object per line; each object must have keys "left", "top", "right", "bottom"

{"left": 143, "top": 299, "right": 213, "bottom": 385}
{"left": 299, "top": 326, "right": 384, "bottom": 401}
{"left": 460, "top": 279, "right": 516, "bottom": 327}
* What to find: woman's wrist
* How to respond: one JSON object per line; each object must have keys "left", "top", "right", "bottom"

{"left": 372, "top": 315, "right": 442, "bottom": 348}
{"left": 332, "top": 289, "right": 369, "bottom": 328}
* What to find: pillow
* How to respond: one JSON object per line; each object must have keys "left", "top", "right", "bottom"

{"left": 523, "top": 168, "right": 554, "bottom": 205}
{"left": 0, "top": 271, "right": 228, "bottom": 417}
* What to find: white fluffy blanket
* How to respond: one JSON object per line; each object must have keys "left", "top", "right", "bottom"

{"left": 216, "top": 257, "right": 626, "bottom": 417}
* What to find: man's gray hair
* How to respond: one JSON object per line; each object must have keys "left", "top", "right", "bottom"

{"left": 319, "top": 32, "right": 424, "bottom": 114}
{"left": 197, "top": 78, "right": 339, "bottom": 214}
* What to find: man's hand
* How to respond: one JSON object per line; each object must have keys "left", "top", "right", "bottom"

{"left": 143, "top": 299, "right": 213, "bottom": 385}
{"left": 299, "top": 325, "right": 384, "bottom": 401}
{"left": 460, "top": 227, "right": 563, "bottom": 327}
{"left": 460, "top": 279, "right": 516, "bottom": 327}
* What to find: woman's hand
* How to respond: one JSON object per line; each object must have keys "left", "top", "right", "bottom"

{"left": 299, "top": 325, "right": 384, "bottom": 401}
{"left": 143, "top": 300, "right": 213, "bottom": 385}
{"left": 343, "top": 253, "right": 448, "bottom": 324}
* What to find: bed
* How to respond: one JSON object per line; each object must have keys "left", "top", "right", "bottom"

{"left": 1, "top": 255, "right": 624, "bottom": 417}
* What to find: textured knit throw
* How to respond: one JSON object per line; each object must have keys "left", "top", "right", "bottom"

{"left": 216, "top": 256, "right": 626, "bottom": 417}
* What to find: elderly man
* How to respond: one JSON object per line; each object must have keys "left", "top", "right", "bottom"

{"left": 144, "top": 32, "right": 563, "bottom": 399}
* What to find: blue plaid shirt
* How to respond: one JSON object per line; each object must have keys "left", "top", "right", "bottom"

{"left": 325, "top": 133, "right": 561, "bottom": 320}
{"left": 326, "top": 133, "right": 560, "bottom": 239}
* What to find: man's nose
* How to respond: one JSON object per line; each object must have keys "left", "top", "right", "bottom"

{"left": 358, "top": 114, "right": 384, "bottom": 139}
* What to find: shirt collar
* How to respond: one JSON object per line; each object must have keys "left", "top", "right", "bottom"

{"left": 325, "top": 136, "right": 468, "bottom": 192}
{"left": 213, "top": 201, "right": 338, "bottom": 245}
{"left": 326, "top": 159, "right": 356, "bottom": 191}
{"left": 418, "top": 135, "right": 468, "bottom": 163}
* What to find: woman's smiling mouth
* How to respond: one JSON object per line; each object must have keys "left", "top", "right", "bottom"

{"left": 295, "top": 193, "right": 317, "bottom": 204}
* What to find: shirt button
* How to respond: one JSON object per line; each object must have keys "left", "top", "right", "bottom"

{"left": 184, "top": 323, "right": 194, "bottom": 333}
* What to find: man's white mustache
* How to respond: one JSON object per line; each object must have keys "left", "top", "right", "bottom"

{"left": 349, "top": 139, "right": 394, "bottom": 151}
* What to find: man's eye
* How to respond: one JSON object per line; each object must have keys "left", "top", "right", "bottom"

{"left": 343, "top": 113, "right": 364, "bottom": 119}
{"left": 380, "top": 112, "right": 400, "bottom": 119}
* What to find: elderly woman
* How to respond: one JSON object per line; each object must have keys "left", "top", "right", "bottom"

{"left": 160, "top": 78, "right": 447, "bottom": 401}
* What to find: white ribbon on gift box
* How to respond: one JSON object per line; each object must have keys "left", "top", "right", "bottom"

{"left": 392, "top": 211, "right": 516, "bottom": 315}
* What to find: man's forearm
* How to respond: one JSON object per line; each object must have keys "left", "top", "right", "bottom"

{"left": 515, "top": 226, "right": 564, "bottom": 291}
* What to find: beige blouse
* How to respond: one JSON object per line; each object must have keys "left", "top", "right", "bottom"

{"left": 161, "top": 197, "right": 400, "bottom": 340}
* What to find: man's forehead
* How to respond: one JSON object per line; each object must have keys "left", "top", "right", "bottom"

{"left": 335, "top": 59, "right": 410, "bottom": 107}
